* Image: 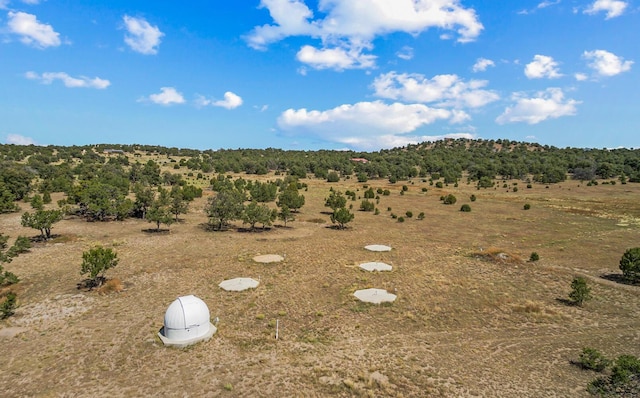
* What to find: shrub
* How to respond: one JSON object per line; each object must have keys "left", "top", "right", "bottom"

{"left": 435, "top": 181, "right": 443, "bottom": 188}
{"left": 402, "top": 185, "right": 408, "bottom": 192}
{"left": 374, "top": 208, "right": 379, "bottom": 215}
{"left": 327, "top": 171, "right": 340, "bottom": 182}
{"left": 0, "top": 291, "right": 17, "bottom": 319}
{"left": 619, "top": 247, "right": 640, "bottom": 282}
{"left": 529, "top": 252, "right": 539, "bottom": 262}
{"left": 421, "top": 187, "right": 428, "bottom": 192}
{"left": 382, "top": 190, "right": 391, "bottom": 196}
{"left": 360, "top": 200, "right": 375, "bottom": 212}
{"left": 417, "top": 212, "right": 425, "bottom": 220}
{"left": 397, "top": 217, "right": 405, "bottom": 223}
{"left": 376, "top": 188, "right": 383, "bottom": 194}
{"left": 527, "top": 184, "right": 532, "bottom": 189}
{"left": 470, "top": 194, "right": 476, "bottom": 202}
{"left": 524, "top": 203, "right": 531, "bottom": 210}
{"left": 80, "top": 246, "right": 119, "bottom": 289}
{"left": 387, "top": 207, "right": 392, "bottom": 211}
{"left": 460, "top": 204, "right": 471, "bottom": 212}
{"left": 390, "top": 213, "right": 397, "bottom": 219}
{"left": 405, "top": 211, "right": 413, "bottom": 218}
{"left": 578, "top": 348, "right": 610, "bottom": 372}
{"left": 443, "top": 194, "right": 457, "bottom": 205}
{"left": 512, "top": 187, "right": 518, "bottom": 192}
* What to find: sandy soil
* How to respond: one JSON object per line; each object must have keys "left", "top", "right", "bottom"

{"left": 1, "top": 177, "right": 639, "bottom": 397}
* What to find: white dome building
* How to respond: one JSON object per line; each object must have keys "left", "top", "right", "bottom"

{"left": 158, "top": 295, "right": 217, "bottom": 347}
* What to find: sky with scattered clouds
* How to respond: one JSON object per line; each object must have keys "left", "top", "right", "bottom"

{"left": 1, "top": 0, "right": 637, "bottom": 150}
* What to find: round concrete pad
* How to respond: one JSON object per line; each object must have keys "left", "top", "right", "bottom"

{"left": 359, "top": 262, "right": 392, "bottom": 272}
{"left": 364, "top": 244, "right": 392, "bottom": 252}
{"left": 219, "top": 277, "right": 259, "bottom": 292}
{"left": 253, "top": 254, "right": 284, "bottom": 263}
{"left": 354, "top": 288, "right": 397, "bottom": 304}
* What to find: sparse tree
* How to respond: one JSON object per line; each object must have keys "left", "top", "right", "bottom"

{"left": 169, "top": 187, "right": 189, "bottom": 222}
{"left": 205, "top": 188, "right": 245, "bottom": 231}
{"left": 325, "top": 190, "right": 347, "bottom": 212}
{"left": 0, "top": 291, "right": 17, "bottom": 319}
{"left": 331, "top": 207, "right": 354, "bottom": 229}
{"left": 80, "top": 246, "right": 119, "bottom": 288}
{"left": 619, "top": 247, "right": 640, "bottom": 282}
{"left": 278, "top": 205, "right": 295, "bottom": 227}
{"left": 277, "top": 182, "right": 305, "bottom": 213}
{"left": 21, "top": 209, "right": 63, "bottom": 240}
{"left": 242, "top": 201, "right": 273, "bottom": 230}
{"left": 569, "top": 276, "right": 591, "bottom": 306}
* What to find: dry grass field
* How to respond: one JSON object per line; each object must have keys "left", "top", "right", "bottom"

{"left": 1, "top": 173, "right": 639, "bottom": 397}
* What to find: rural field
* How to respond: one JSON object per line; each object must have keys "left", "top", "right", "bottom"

{"left": 1, "top": 167, "right": 639, "bottom": 397}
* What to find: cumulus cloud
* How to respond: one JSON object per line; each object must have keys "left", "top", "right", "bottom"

{"left": 496, "top": 88, "right": 580, "bottom": 124}
{"left": 472, "top": 58, "right": 495, "bottom": 72}
{"left": 574, "top": 73, "right": 588, "bottom": 81}
{"left": 277, "top": 101, "right": 470, "bottom": 150}
{"left": 583, "top": 49, "right": 633, "bottom": 76}
{"left": 525, "top": 55, "right": 562, "bottom": 79}
{"left": 141, "top": 87, "right": 185, "bottom": 105}
{"left": 196, "top": 92, "right": 243, "bottom": 109}
{"left": 5, "top": 134, "right": 36, "bottom": 145}
{"left": 245, "top": 0, "right": 482, "bottom": 70}
{"left": 7, "top": 11, "right": 60, "bottom": 48}
{"left": 296, "top": 44, "right": 376, "bottom": 70}
{"left": 584, "top": 0, "right": 628, "bottom": 19}
{"left": 372, "top": 72, "right": 499, "bottom": 109}
{"left": 25, "top": 71, "right": 110, "bottom": 89}
{"left": 123, "top": 15, "right": 163, "bottom": 55}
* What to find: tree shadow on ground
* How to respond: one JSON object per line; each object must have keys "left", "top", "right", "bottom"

{"left": 141, "top": 228, "right": 171, "bottom": 234}
{"left": 600, "top": 273, "right": 639, "bottom": 286}
{"left": 555, "top": 297, "right": 578, "bottom": 306}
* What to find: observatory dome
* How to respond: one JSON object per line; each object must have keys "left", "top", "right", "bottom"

{"left": 158, "top": 295, "right": 216, "bottom": 347}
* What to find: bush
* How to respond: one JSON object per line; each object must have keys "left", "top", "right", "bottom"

{"left": 421, "top": 187, "right": 428, "bottom": 192}
{"left": 470, "top": 194, "right": 476, "bottom": 202}
{"left": 0, "top": 291, "right": 17, "bottom": 319}
{"left": 417, "top": 212, "right": 425, "bottom": 220}
{"left": 578, "top": 348, "right": 610, "bottom": 372}
{"left": 397, "top": 216, "right": 405, "bottom": 223}
{"left": 443, "top": 194, "right": 457, "bottom": 205}
{"left": 382, "top": 190, "right": 391, "bottom": 196}
{"left": 529, "top": 252, "right": 539, "bottom": 262}
{"left": 527, "top": 184, "right": 532, "bottom": 189}
{"left": 619, "top": 247, "right": 640, "bottom": 282}
{"left": 435, "top": 181, "right": 443, "bottom": 188}
{"left": 405, "top": 211, "right": 413, "bottom": 218}
{"left": 327, "top": 171, "right": 340, "bottom": 182}
{"left": 524, "top": 203, "right": 531, "bottom": 210}
{"left": 374, "top": 208, "right": 379, "bottom": 215}
{"left": 402, "top": 185, "right": 408, "bottom": 192}
{"left": 80, "top": 246, "right": 119, "bottom": 289}
{"left": 460, "top": 204, "right": 471, "bottom": 212}
{"left": 512, "top": 187, "right": 518, "bottom": 192}
{"left": 360, "top": 200, "right": 375, "bottom": 212}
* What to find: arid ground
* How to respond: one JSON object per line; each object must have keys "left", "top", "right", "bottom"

{"left": 1, "top": 174, "right": 639, "bottom": 397}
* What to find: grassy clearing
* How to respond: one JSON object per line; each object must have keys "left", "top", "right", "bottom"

{"left": 0, "top": 174, "right": 639, "bottom": 396}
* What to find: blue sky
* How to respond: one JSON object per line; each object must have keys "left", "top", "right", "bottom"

{"left": 0, "top": 0, "right": 637, "bottom": 151}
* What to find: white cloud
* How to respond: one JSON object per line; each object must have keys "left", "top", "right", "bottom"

{"left": 196, "top": 92, "right": 243, "bottom": 109}
{"left": 396, "top": 46, "right": 414, "bottom": 60}
{"left": 372, "top": 72, "right": 499, "bottom": 109}
{"left": 142, "top": 87, "right": 185, "bottom": 105}
{"left": 583, "top": 49, "right": 633, "bottom": 76}
{"left": 7, "top": 11, "right": 60, "bottom": 48}
{"left": 472, "top": 58, "right": 495, "bottom": 72}
{"left": 123, "top": 15, "right": 163, "bottom": 55}
{"left": 277, "top": 100, "right": 469, "bottom": 150}
{"left": 537, "top": 0, "right": 560, "bottom": 9}
{"left": 584, "top": 0, "right": 628, "bottom": 19}
{"left": 496, "top": 88, "right": 580, "bottom": 124}
{"left": 5, "top": 133, "right": 36, "bottom": 145}
{"left": 574, "top": 73, "right": 588, "bottom": 81}
{"left": 25, "top": 71, "right": 110, "bottom": 89}
{"left": 245, "top": 0, "right": 483, "bottom": 70}
{"left": 0, "top": 0, "right": 9, "bottom": 8}
{"left": 21, "top": 0, "right": 42, "bottom": 4}
{"left": 296, "top": 44, "right": 376, "bottom": 70}
{"left": 525, "top": 55, "right": 562, "bottom": 79}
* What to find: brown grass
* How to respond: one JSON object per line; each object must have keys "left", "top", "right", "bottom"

{"left": 1, "top": 173, "right": 639, "bottom": 397}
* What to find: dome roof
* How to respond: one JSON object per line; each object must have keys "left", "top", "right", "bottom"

{"left": 162, "top": 295, "right": 212, "bottom": 342}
